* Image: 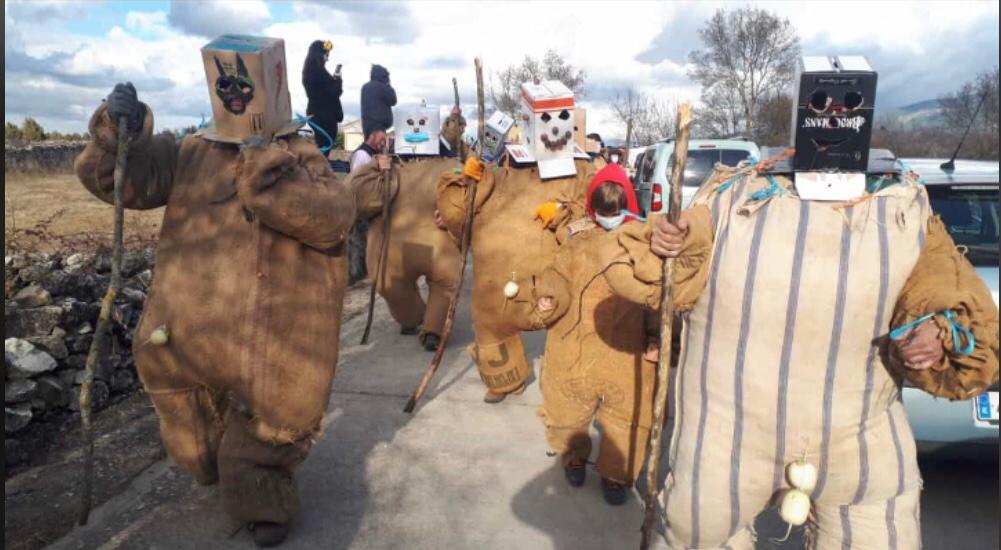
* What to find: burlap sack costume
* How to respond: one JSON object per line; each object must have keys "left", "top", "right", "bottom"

{"left": 346, "top": 156, "right": 462, "bottom": 340}
{"left": 436, "top": 158, "right": 595, "bottom": 394}
{"left": 603, "top": 167, "right": 999, "bottom": 549}
{"left": 75, "top": 102, "right": 357, "bottom": 528}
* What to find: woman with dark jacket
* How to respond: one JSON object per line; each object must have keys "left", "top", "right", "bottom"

{"left": 302, "top": 40, "right": 343, "bottom": 151}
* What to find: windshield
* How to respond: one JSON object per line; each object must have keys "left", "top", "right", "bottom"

{"left": 927, "top": 184, "right": 999, "bottom": 267}
{"left": 669, "top": 148, "right": 753, "bottom": 188}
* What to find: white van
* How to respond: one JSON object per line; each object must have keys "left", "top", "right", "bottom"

{"left": 633, "top": 138, "right": 760, "bottom": 215}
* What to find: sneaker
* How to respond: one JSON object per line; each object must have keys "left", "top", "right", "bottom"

{"left": 249, "top": 522, "right": 290, "bottom": 548}
{"left": 421, "top": 332, "right": 441, "bottom": 352}
{"left": 601, "top": 478, "right": 628, "bottom": 506}
{"left": 564, "top": 461, "right": 586, "bottom": 487}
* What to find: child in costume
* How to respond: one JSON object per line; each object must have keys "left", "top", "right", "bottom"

{"left": 515, "top": 164, "right": 659, "bottom": 505}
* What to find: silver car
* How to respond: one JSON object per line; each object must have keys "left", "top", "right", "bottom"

{"left": 899, "top": 158, "right": 999, "bottom": 447}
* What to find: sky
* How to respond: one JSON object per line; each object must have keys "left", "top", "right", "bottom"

{"left": 5, "top": 0, "right": 999, "bottom": 140}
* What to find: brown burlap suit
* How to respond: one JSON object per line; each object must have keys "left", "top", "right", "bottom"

{"left": 346, "top": 157, "right": 462, "bottom": 339}
{"left": 603, "top": 169, "right": 999, "bottom": 549}
{"left": 436, "top": 159, "right": 595, "bottom": 394}
{"left": 75, "top": 102, "right": 358, "bottom": 527}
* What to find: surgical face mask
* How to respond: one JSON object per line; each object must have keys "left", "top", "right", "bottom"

{"left": 595, "top": 211, "right": 627, "bottom": 230}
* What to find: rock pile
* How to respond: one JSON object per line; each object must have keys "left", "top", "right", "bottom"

{"left": 5, "top": 249, "right": 154, "bottom": 442}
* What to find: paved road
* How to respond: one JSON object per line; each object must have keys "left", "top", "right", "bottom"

{"left": 50, "top": 280, "right": 998, "bottom": 549}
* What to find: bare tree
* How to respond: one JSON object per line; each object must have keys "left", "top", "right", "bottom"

{"left": 612, "top": 88, "right": 677, "bottom": 146}
{"left": 688, "top": 7, "right": 800, "bottom": 138}
{"left": 937, "top": 66, "right": 999, "bottom": 159}
{"left": 692, "top": 85, "right": 745, "bottom": 138}
{"left": 753, "top": 93, "right": 794, "bottom": 146}
{"left": 490, "top": 50, "right": 586, "bottom": 121}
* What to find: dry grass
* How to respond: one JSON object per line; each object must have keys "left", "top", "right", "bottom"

{"left": 4, "top": 172, "right": 163, "bottom": 253}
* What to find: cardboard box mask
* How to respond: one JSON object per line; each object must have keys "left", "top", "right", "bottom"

{"left": 199, "top": 35, "right": 298, "bottom": 143}
{"left": 519, "top": 80, "right": 576, "bottom": 179}
{"left": 393, "top": 105, "right": 441, "bottom": 156}
{"left": 482, "top": 111, "right": 514, "bottom": 162}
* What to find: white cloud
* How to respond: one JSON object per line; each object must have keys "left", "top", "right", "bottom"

{"left": 167, "top": 0, "right": 272, "bottom": 38}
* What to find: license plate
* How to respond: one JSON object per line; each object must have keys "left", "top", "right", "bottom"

{"left": 973, "top": 391, "right": 999, "bottom": 427}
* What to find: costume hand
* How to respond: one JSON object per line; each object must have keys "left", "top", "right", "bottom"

{"left": 236, "top": 142, "right": 298, "bottom": 194}
{"left": 537, "top": 296, "right": 555, "bottom": 313}
{"left": 106, "top": 82, "right": 143, "bottom": 132}
{"left": 651, "top": 215, "right": 689, "bottom": 258}
{"left": 894, "top": 320, "right": 945, "bottom": 370}
{"left": 462, "top": 156, "right": 485, "bottom": 182}
{"left": 534, "top": 201, "right": 562, "bottom": 226}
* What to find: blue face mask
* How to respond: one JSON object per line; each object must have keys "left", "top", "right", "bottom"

{"left": 404, "top": 132, "right": 430, "bottom": 143}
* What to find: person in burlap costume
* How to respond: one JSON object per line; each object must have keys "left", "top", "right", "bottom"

{"left": 436, "top": 147, "right": 595, "bottom": 402}
{"left": 75, "top": 72, "right": 369, "bottom": 546}
{"left": 603, "top": 159, "right": 998, "bottom": 548}
{"left": 508, "top": 163, "right": 659, "bottom": 505}
{"left": 345, "top": 107, "right": 467, "bottom": 350}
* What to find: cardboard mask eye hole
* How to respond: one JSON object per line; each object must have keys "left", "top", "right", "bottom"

{"left": 844, "top": 91, "right": 863, "bottom": 110}
{"left": 540, "top": 113, "right": 551, "bottom": 123}
{"left": 809, "top": 90, "right": 829, "bottom": 112}
{"left": 558, "top": 110, "right": 570, "bottom": 120}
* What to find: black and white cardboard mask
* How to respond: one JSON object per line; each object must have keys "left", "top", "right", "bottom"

{"left": 482, "top": 111, "right": 514, "bottom": 162}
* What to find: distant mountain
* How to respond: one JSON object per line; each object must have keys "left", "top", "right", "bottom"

{"left": 888, "top": 98, "right": 945, "bottom": 128}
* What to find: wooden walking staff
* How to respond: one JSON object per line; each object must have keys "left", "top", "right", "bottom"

{"left": 639, "top": 102, "right": 692, "bottom": 550}
{"left": 621, "top": 117, "right": 633, "bottom": 168}
{"left": 78, "top": 116, "right": 130, "bottom": 525}
{"left": 453, "top": 77, "right": 466, "bottom": 163}
{"left": 360, "top": 140, "right": 394, "bottom": 345}
{"left": 403, "top": 58, "right": 485, "bottom": 414}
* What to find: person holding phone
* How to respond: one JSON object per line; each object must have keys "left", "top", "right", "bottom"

{"left": 302, "top": 40, "right": 343, "bottom": 153}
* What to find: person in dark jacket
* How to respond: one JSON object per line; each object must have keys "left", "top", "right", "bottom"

{"left": 302, "top": 40, "right": 343, "bottom": 152}
{"left": 360, "top": 64, "right": 396, "bottom": 138}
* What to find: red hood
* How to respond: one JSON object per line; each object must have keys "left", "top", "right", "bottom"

{"left": 586, "top": 163, "right": 641, "bottom": 222}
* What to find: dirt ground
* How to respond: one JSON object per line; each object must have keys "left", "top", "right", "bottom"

{"left": 4, "top": 171, "right": 163, "bottom": 252}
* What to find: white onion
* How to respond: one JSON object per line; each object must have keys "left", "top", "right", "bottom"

{"left": 149, "top": 325, "right": 170, "bottom": 346}
{"left": 779, "top": 489, "right": 811, "bottom": 526}
{"left": 786, "top": 459, "right": 818, "bottom": 492}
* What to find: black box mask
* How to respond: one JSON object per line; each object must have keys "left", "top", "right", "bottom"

{"left": 792, "top": 56, "right": 877, "bottom": 172}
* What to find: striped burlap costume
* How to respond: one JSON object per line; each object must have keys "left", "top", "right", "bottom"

{"left": 604, "top": 167, "right": 998, "bottom": 548}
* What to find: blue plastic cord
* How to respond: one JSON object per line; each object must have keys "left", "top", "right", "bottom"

{"left": 748, "top": 173, "right": 785, "bottom": 201}
{"left": 888, "top": 310, "right": 976, "bottom": 356}
{"left": 295, "top": 113, "right": 333, "bottom": 154}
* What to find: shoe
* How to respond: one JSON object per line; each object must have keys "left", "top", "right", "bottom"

{"left": 564, "top": 461, "right": 586, "bottom": 487}
{"left": 249, "top": 522, "right": 290, "bottom": 548}
{"left": 483, "top": 389, "right": 507, "bottom": 403}
{"left": 483, "top": 383, "right": 526, "bottom": 404}
{"left": 400, "top": 325, "right": 419, "bottom": 335}
{"left": 421, "top": 332, "right": 441, "bottom": 352}
{"left": 601, "top": 478, "right": 628, "bottom": 506}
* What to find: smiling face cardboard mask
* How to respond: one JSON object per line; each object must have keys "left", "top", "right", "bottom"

{"left": 482, "top": 111, "right": 514, "bottom": 162}
{"left": 199, "top": 35, "right": 297, "bottom": 143}
{"left": 393, "top": 105, "right": 441, "bottom": 156}
{"left": 514, "top": 80, "right": 576, "bottom": 179}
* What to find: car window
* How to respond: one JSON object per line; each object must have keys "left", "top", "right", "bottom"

{"left": 927, "top": 184, "right": 999, "bottom": 267}
{"left": 721, "top": 149, "right": 753, "bottom": 166}
{"left": 665, "top": 149, "right": 720, "bottom": 188}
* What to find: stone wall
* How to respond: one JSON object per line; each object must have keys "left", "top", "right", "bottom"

{"left": 5, "top": 249, "right": 154, "bottom": 445}
{"left": 4, "top": 141, "right": 88, "bottom": 173}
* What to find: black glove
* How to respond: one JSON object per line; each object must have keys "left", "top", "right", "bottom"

{"left": 106, "top": 82, "right": 144, "bottom": 132}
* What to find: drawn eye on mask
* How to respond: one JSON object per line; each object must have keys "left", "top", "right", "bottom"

{"left": 214, "top": 54, "right": 255, "bottom": 115}
{"left": 404, "top": 116, "right": 431, "bottom": 142}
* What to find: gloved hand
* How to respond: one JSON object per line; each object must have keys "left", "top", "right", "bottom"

{"left": 106, "top": 82, "right": 143, "bottom": 132}
{"left": 462, "top": 156, "right": 485, "bottom": 182}
{"left": 534, "top": 201, "right": 562, "bottom": 226}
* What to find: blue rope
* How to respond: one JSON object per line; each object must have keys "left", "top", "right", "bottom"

{"left": 295, "top": 113, "right": 333, "bottom": 154}
{"left": 889, "top": 310, "right": 976, "bottom": 356}
{"left": 748, "top": 173, "right": 785, "bottom": 201}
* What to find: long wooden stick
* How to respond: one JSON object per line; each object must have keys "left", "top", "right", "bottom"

{"left": 621, "top": 117, "right": 633, "bottom": 168}
{"left": 404, "top": 58, "right": 485, "bottom": 413}
{"left": 78, "top": 116, "right": 129, "bottom": 526}
{"left": 453, "top": 77, "right": 466, "bottom": 164}
{"left": 360, "top": 141, "right": 393, "bottom": 345}
{"left": 640, "top": 102, "right": 691, "bottom": 550}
